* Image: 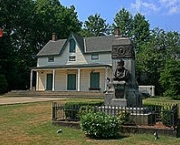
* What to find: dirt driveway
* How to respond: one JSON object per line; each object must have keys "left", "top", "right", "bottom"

{"left": 0, "top": 97, "right": 64, "bottom": 105}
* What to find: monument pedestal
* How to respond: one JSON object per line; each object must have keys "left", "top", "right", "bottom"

{"left": 104, "top": 81, "right": 127, "bottom": 107}
{"left": 104, "top": 93, "right": 127, "bottom": 107}
{"left": 111, "top": 98, "right": 127, "bottom": 107}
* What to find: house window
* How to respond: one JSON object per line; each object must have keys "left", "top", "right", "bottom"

{"left": 69, "top": 56, "right": 76, "bottom": 61}
{"left": 90, "top": 72, "right": 100, "bottom": 90}
{"left": 48, "top": 56, "right": 54, "bottom": 62}
{"left": 91, "top": 54, "right": 99, "bottom": 60}
{"left": 67, "top": 74, "right": 76, "bottom": 90}
{"left": 69, "top": 39, "right": 76, "bottom": 53}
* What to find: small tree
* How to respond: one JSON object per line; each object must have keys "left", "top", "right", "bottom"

{"left": 159, "top": 59, "right": 180, "bottom": 97}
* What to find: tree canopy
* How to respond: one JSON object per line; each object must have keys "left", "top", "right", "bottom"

{"left": 80, "top": 13, "right": 110, "bottom": 37}
{"left": 0, "top": 0, "right": 81, "bottom": 91}
{"left": 113, "top": 8, "right": 133, "bottom": 37}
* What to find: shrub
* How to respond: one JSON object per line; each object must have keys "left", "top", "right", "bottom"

{"left": 172, "top": 95, "right": 180, "bottom": 100}
{"left": 78, "top": 106, "right": 96, "bottom": 118}
{"left": 117, "top": 110, "right": 130, "bottom": 125}
{"left": 80, "top": 112, "right": 121, "bottom": 139}
{"left": 64, "top": 101, "right": 104, "bottom": 120}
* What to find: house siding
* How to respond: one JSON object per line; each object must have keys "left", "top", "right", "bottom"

{"left": 80, "top": 69, "right": 90, "bottom": 91}
{"left": 85, "top": 53, "right": 112, "bottom": 65}
{"left": 37, "top": 42, "right": 112, "bottom": 67}
{"left": 37, "top": 43, "right": 88, "bottom": 67}
{"left": 54, "top": 70, "right": 66, "bottom": 91}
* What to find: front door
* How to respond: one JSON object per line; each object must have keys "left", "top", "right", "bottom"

{"left": 67, "top": 74, "right": 76, "bottom": 90}
{"left": 46, "top": 74, "right": 53, "bottom": 90}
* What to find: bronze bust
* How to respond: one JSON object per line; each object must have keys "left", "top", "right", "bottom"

{"left": 113, "top": 59, "right": 130, "bottom": 82}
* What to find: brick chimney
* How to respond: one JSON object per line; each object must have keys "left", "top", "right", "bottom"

{"left": 114, "top": 27, "right": 120, "bottom": 37}
{"left": 52, "top": 33, "right": 57, "bottom": 41}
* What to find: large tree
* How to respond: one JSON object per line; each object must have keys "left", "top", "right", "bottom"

{"left": 159, "top": 59, "right": 180, "bottom": 97}
{"left": 81, "top": 13, "right": 110, "bottom": 37}
{"left": 113, "top": 8, "right": 133, "bottom": 37}
{"left": 134, "top": 13, "right": 150, "bottom": 52}
{"left": 136, "top": 28, "right": 180, "bottom": 95}
{"left": 35, "top": 0, "right": 82, "bottom": 46}
{"left": 0, "top": 0, "right": 82, "bottom": 90}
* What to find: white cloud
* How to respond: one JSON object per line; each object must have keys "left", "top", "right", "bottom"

{"left": 131, "top": 0, "right": 180, "bottom": 15}
{"left": 159, "top": 0, "right": 178, "bottom": 7}
{"left": 159, "top": 0, "right": 180, "bottom": 14}
{"left": 141, "top": 2, "right": 159, "bottom": 12}
{"left": 131, "top": 0, "right": 159, "bottom": 14}
{"left": 169, "top": 6, "right": 180, "bottom": 14}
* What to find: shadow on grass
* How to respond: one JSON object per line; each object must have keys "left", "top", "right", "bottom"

{"left": 85, "top": 133, "right": 129, "bottom": 140}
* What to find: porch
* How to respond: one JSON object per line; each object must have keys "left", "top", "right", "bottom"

{"left": 30, "top": 64, "right": 112, "bottom": 92}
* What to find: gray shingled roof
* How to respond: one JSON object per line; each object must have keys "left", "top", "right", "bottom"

{"left": 37, "top": 39, "right": 66, "bottom": 56}
{"left": 36, "top": 33, "right": 131, "bottom": 57}
{"left": 72, "top": 32, "right": 84, "bottom": 52}
{"left": 85, "top": 35, "right": 115, "bottom": 53}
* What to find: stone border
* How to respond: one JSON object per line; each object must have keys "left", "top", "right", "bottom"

{"left": 52, "top": 120, "right": 179, "bottom": 137}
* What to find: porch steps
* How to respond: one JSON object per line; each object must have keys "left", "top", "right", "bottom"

{"left": 3, "top": 90, "right": 104, "bottom": 98}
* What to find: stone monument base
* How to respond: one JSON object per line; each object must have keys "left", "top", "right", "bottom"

{"left": 111, "top": 98, "right": 127, "bottom": 107}
{"left": 104, "top": 92, "right": 127, "bottom": 107}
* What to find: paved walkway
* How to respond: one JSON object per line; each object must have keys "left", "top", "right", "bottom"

{"left": 0, "top": 97, "right": 64, "bottom": 105}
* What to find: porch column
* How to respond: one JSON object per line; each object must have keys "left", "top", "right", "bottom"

{"left": 151, "top": 86, "right": 155, "bottom": 96}
{"left": 30, "top": 70, "right": 33, "bottom": 90}
{"left": 104, "top": 67, "right": 108, "bottom": 91}
{"left": 77, "top": 68, "right": 80, "bottom": 91}
{"left": 52, "top": 69, "right": 55, "bottom": 91}
{"left": 36, "top": 71, "right": 39, "bottom": 91}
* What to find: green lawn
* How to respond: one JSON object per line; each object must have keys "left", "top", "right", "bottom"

{"left": 0, "top": 98, "right": 180, "bottom": 145}
{"left": 143, "top": 96, "right": 180, "bottom": 104}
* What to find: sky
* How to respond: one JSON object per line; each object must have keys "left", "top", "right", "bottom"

{"left": 60, "top": 0, "right": 180, "bottom": 32}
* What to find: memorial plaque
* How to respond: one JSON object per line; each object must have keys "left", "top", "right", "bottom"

{"left": 112, "top": 45, "right": 135, "bottom": 59}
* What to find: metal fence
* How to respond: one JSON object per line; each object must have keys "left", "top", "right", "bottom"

{"left": 52, "top": 102, "right": 178, "bottom": 127}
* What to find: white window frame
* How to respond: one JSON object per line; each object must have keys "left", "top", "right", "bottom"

{"left": 48, "top": 56, "right": 54, "bottom": 62}
{"left": 69, "top": 56, "right": 76, "bottom": 61}
{"left": 91, "top": 54, "right": 99, "bottom": 60}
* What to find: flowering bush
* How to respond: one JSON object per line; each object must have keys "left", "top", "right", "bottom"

{"left": 80, "top": 112, "right": 121, "bottom": 138}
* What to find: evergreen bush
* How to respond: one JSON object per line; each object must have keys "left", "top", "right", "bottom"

{"left": 64, "top": 101, "right": 103, "bottom": 120}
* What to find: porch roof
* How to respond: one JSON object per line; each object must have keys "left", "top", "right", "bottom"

{"left": 31, "top": 63, "right": 112, "bottom": 70}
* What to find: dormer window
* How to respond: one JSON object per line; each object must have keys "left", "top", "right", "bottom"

{"left": 69, "top": 56, "right": 76, "bottom": 61}
{"left": 69, "top": 39, "right": 76, "bottom": 53}
{"left": 48, "top": 56, "right": 54, "bottom": 62}
{"left": 91, "top": 54, "right": 99, "bottom": 60}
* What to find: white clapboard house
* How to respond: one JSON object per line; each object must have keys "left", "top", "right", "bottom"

{"left": 30, "top": 32, "right": 116, "bottom": 92}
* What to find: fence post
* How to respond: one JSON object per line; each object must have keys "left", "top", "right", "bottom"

{"left": 52, "top": 102, "right": 56, "bottom": 121}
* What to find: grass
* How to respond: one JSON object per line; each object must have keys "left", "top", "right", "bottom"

{"left": 143, "top": 96, "right": 180, "bottom": 104}
{"left": 0, "top": 98, "right": 180, "bottom": 145}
